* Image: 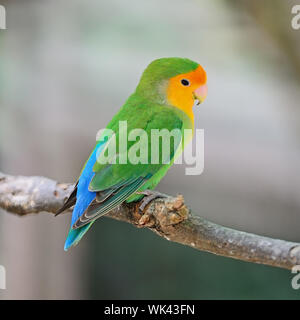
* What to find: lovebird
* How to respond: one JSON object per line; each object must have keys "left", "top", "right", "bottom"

{"left": 56, "top": 57, "right": 207, "bottom": 250}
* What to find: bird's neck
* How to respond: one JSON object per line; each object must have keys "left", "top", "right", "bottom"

{"left": 164, "top": 87, "right": 195, "bottom": 128}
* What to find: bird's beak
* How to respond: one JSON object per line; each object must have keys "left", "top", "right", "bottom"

{"left": 193, "top": 84, "right": 207, "bottom": 105}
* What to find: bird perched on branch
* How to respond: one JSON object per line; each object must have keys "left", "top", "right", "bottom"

{"left": 56, "top": 57, "right": 207, "bottom": 250}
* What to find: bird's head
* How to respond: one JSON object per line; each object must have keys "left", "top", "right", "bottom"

{"left": 136, "top": 57, "right": 207, "bottom": 119}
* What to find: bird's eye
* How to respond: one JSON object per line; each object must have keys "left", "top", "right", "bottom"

{"left": 181, "top": 79, "right": 190, "bottom": 86}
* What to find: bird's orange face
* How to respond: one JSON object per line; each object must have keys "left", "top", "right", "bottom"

{"left": 166, "top": 65, "right": 207, "bottom": 121}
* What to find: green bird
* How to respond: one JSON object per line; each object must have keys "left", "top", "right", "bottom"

{"left": 56, "top": 57, "right": 207, "bottom": 250}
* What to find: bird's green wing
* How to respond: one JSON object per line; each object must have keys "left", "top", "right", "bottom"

{"left": 72, "top": 107, "right": 185, "bottom": 229}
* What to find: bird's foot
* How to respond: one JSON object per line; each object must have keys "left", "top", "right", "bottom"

{"left": 136, "top": 190, "right": 167, "bottom": 227}
{"left": 136, "top": 193, "right": 188, "bottom": 229}
{"left": 136, "top": 190, "right": 166, "bottom": 213}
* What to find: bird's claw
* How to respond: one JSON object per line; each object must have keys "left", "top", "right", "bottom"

{"left": 136, "top": 190, "right": 166, "bottom": 227}
{"left": 136, "top": 190, "right": 166, "bottom": 213}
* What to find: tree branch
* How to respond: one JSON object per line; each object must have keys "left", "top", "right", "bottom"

{"left": 0, "top": 171, "right": 299, "bottom": 270}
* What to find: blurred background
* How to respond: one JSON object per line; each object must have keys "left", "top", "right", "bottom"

{"left": 0, "top": 0, "right": 300, "bottom": 299}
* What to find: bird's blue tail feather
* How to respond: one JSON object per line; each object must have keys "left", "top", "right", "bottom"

{"left": 64, "top": 142, "right": 104, "bottom": 250}
{"left": 64, "top": 222, "right": 94, "bottom": 251}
